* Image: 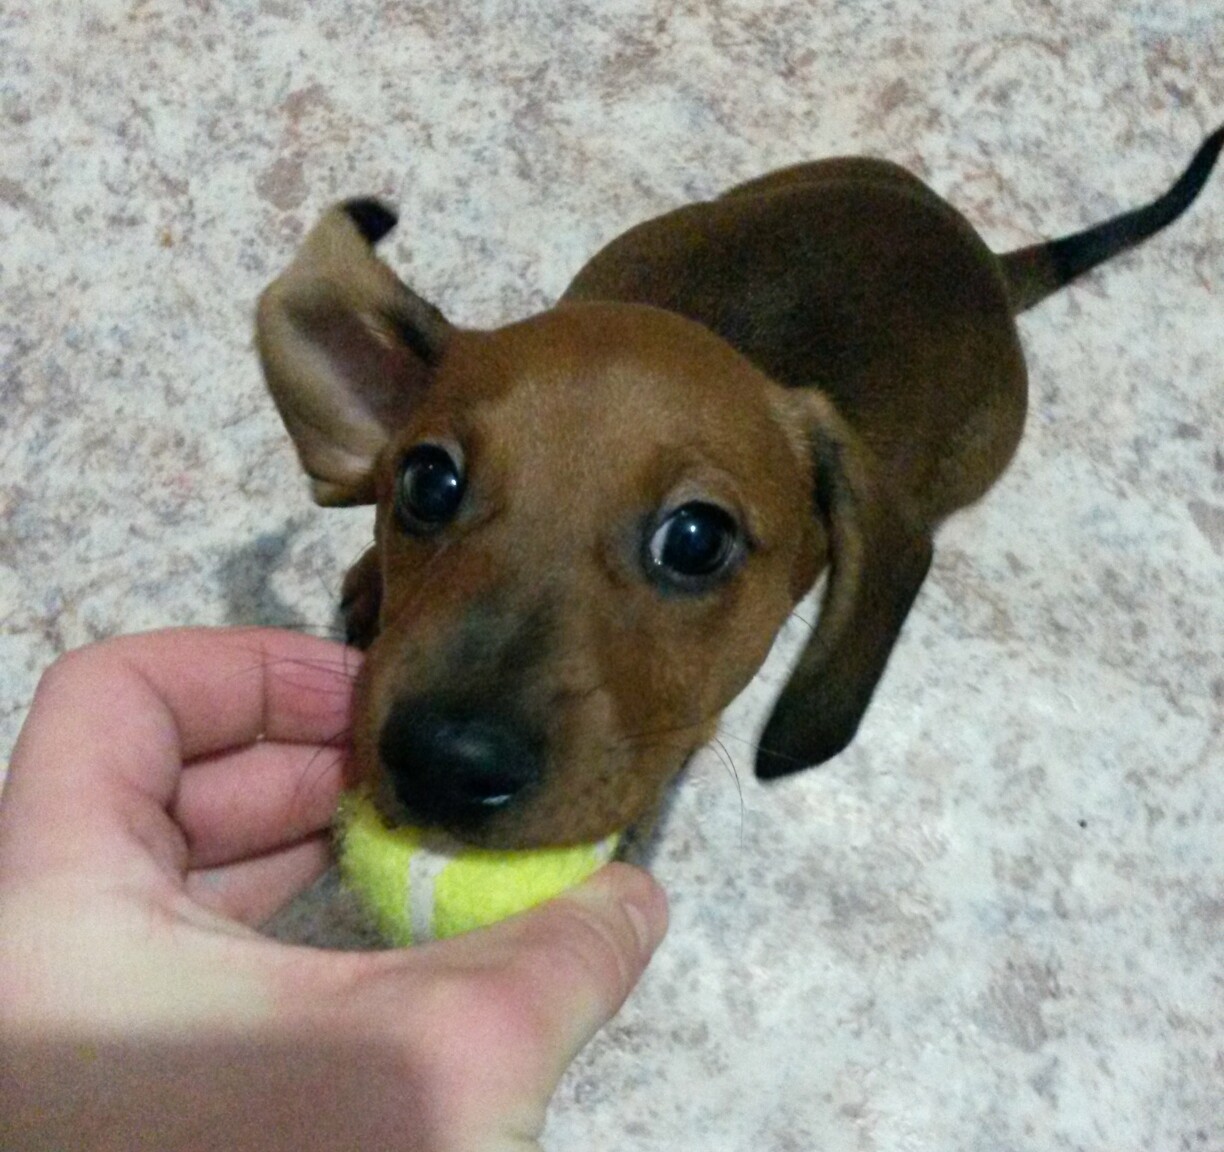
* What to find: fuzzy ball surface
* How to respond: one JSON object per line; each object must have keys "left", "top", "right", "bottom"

{"left": 336, "top": 791, "right": 621, "bottom": 945}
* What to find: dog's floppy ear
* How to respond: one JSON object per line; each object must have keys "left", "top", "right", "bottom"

{"left": 255, "top": 199, "right": 450, "bottom": 506}
{"left": 757, "top": 392, "right": 933, "bottom": 779}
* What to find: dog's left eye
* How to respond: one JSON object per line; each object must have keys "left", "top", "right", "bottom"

{"left": 647, "top": 502, "right": 741, "bottom": 588}
{"left": 395, "top": 444, "right": 466, "bottom": 531}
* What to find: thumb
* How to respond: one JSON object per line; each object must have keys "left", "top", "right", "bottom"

{"left": 499, "top": 862, "right": 668, "bottom": 1075}
{"left": 376, "top": 862, "right": 667, "bottom": 1151}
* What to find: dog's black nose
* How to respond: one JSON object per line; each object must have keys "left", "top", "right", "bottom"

{"left": 379, "top": 700, "right": 542, "bottom": 829}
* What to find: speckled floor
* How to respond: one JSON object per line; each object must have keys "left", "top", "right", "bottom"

{"left": 2, "top": 3, "right": 1222, "bottom": 1149}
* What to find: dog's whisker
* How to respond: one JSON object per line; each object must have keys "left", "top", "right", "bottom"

{"left": 255, "top": 653, "right": 361, "bottom": 686}
{"left": 227, "top": 654, "right": 360, "bottom": 685}
{"left": 308, "top": 559, "right": 344, "bottom": 618}
{"left": 289, "top": 734, "right": 354, "bottom": 830}
{"left": 709, "top": 736, "right": 743, "bottom": 796}
{"left": 787, "top": 607, "right": 816, "bottom": 630}
{"left": 700, "top": 727, "right": 760, "bottom": 752}
{"left": 694, "top": 719, "right": 814, "bottom": 771}
{"left": 708, "top": 736, "right": 747, "bottom": 852}
{"left": 610, "top": 713, "right": 711, "bottom": 753}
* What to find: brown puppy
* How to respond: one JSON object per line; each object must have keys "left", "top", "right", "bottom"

{"left": 257, "top": 128, "right": 1222, "bottom": 849}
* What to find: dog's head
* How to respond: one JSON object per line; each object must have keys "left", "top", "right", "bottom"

{"left": 256, "top": 202, "right": 931, "bottom": 847}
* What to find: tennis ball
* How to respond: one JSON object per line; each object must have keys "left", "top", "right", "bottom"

{"left": 336, "top": 791, "right": 621, "bottom": 946}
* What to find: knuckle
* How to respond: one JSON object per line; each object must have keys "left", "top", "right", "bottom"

{"left": 28, "top": 645, "right": 104, "bottom": 711}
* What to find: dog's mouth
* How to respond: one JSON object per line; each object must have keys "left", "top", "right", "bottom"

{"left": 362, "top": 688, "right": 694, "bottom": 850}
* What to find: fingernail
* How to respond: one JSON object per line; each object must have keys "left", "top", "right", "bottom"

{"left": 604, "top": 864, "right": 669, "bottom": 955}
{"left": 623, "top": 898, "right": 655, "bottom": 956}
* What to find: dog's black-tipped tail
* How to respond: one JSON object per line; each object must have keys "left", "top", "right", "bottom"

{"left": 1002, "top": 124, "right": 1224, "bottom": 314}
{"left": 341, "top": 198, "right": 399, "bottom": 246}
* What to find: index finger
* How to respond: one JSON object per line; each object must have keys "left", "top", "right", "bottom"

{"left": 3, "top": 628, "right": 358, "bottom": 856}
{"left": 59, "top": 627, "right": 357, "bottom": 756}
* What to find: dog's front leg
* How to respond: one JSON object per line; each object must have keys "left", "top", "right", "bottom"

{"left": 340, "top": 547, "right": 382, "bottom": 649}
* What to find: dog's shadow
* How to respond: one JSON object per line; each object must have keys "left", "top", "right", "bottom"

{"left": 217, "top": 519, "right": 343, "bottom": 637}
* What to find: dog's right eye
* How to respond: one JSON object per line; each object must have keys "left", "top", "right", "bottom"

{"left": 395, "top": 444, "right": 466, "bottom": 531}
{"left": 645, "top": 501, "right": 743, "bottom": 592}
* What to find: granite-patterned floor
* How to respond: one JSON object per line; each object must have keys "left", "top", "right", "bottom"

{"left": 2, "top": 3, "right": 1222, "bottom": 1149}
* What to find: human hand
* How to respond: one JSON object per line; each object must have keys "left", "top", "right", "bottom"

{"left": 0, "top": 628, "right": 667, "bottom": 1152}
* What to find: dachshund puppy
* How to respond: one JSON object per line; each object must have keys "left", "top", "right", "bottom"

{"left": 256, "top": 127, "right": 1222, "bottom": 848}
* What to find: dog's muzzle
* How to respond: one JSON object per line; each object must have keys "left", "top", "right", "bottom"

{"left": 378, "top": 696, "right": 544, "bottom": 830}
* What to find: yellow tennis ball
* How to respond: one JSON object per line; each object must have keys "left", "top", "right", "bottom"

{"left": 336, "top": 791, "right": 621, "bottom": 946}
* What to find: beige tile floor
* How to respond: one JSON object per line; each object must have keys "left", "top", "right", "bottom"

{"left": 2, "top": 3, "right": 1221, "bottom": 1148}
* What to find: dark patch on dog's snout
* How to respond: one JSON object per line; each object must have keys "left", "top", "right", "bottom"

{"left": 379, "top": 697, "right": 544, "bottom": 831}
{"left": 376, "top": 595, "right": 561, "bottom": 833}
